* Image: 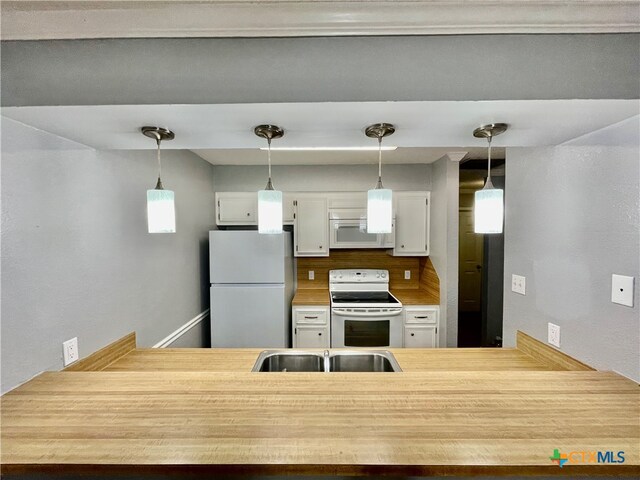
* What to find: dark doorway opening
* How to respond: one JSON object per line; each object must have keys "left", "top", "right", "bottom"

{"left": 458, "top": 161, "right": 505, "bottom": 348}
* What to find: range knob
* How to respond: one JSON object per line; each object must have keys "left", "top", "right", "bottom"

{"left": 381, "top": 272, "right": 387, "bottom": 278}
{"left": 376, "top": 273, "right": 381, "bottom": 278}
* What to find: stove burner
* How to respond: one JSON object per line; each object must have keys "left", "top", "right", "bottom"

{"left": 331, "top": 291, "right": 400, "bottom": 304}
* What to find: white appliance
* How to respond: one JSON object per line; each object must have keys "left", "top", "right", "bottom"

{"left": 209, "top": 231, "right": 294, "bottom": 348}
{"left": 329, "top": 209, "right": 395, "bottom": 249}
{"left": 330, "top": 269, "right": 403, "bottom": 348}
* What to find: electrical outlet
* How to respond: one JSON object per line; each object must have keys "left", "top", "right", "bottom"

{"left": 404, "top": 270, "right": 411, "bottom": 280}
{"left": 62, "top": 337, "right": 79, "bottom": 366}
{"left": 548, "top": 323, "right": 561, "bottom": 348}
{"left": 511, "top": 274, "right": 526, "bottom": 295}
{"left": 308, "top": 270, "right": 315, "bottom": 281}
{"left": 611, "top": 274, "right": 634, "bottom": 307}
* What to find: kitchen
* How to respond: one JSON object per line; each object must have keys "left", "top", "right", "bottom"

{"left": 1, "top": 1, "right": 639, "bottom": 477}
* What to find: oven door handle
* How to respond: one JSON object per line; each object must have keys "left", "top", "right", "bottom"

{"left": 332, "top": 308, "right": 403, "bottom": 317}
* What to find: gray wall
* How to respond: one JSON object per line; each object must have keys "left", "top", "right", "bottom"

{"left": 430, "top": 157, "right": 460, "bottom": 347}
{"left": 503, "top": 146, "right": 639, "bottom": 381}
{"left": 1, "top": 118, "right": 215, "bottom": 393}
{"left": 212, "top": 164, "right": 432, "bottom": 193}
{"left": 2, "top": 34, "right": 639, "bottom": 106}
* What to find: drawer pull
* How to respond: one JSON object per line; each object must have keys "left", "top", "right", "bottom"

{"left": 410, "top": 333, "right": 415, "bottom": 336}
{"left": 318, "top": 333, "right": 322, "bottom": 336}
{"left": 414, "top": 315, "right": 429, "bottom": 319}
{"left": 304, "top": 316, "right": 318, "bottom": 319}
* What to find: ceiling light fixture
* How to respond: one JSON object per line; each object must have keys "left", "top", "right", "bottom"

{"left": 365, "top": 123, "right": 396, "bottom": 234}
{"left": 473, "top": 123, "right": 508, "bottom": 234}
{"left": 260, "top": 146, "right": 397, "bottom": 151}
{"left": 142, "top": 126, "right": 176, "bottom": 234}
{"left": 254, "top": 124, "right": 284, "bottom": 234}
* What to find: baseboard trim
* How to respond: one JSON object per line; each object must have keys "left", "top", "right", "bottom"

{"left": 153, "top": 309, "right": 210, "bottom": 348}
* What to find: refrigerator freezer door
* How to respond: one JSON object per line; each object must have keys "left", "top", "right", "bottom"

{"left": 210, "top": 285, "right": 288, "bottom": 348}
{"left": 209, "top": 231, "right": 286, "bottom": 284}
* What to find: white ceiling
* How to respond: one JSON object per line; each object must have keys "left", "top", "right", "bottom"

{"left": 2, "top": 99, "right": 637, "bottom": 165}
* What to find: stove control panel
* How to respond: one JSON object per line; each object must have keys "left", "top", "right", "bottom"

{"left": 329, "top": 269, "right": 389, "bottom": 283}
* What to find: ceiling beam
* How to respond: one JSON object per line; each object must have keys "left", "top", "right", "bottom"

{"left": 1, "top": 1, "right": 639, "bottom": 40}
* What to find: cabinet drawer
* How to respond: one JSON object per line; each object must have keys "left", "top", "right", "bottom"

{"left": 294, "top": 308, "right": 328, "bottom": 325}
{"left": 404, "top": 308, "right": 438, "bottom": 324}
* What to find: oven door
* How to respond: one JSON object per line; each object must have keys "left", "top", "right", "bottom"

{"left": 331, "top": 308, "right": 403, "bottom": 348}
{"left": 329, "top": 219, "right": 395, "bottom": 249}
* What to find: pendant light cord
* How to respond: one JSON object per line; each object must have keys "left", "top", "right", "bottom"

{"left": 487, "top": 136, "right": 492, "bottom": 182}
{"left": 265, "top": 136, "right": 274, "bottom": 190}
{"left": 377, "top": 136, "right": 384, "bottom": 189}
{"left": 155, "top": 137, "right": 164, "bottom": 190}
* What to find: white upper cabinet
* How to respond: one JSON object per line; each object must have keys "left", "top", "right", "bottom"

{"left": 216, "top": 192, "right": 294, "bottom": 226}
{"left": 293, "top": 195, "right": 329, "bottom": 257}
{"left": 216, "top": 192, "right": 257, "bottom": 225}
{"left": 393, "top": 191, "right": 430, "bottom": 256}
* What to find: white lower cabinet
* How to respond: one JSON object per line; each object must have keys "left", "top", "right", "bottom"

{"left": 295, "top": 326, "right": 329, "bottom": 348}
{"left": 403, "top": 306, "right": 439, "bottom": 347}
{"left": 292, "top": 306, "right": 330, "bottom": 348}
{"left": 404, "top": 325, "right": 438, "bottom": 348}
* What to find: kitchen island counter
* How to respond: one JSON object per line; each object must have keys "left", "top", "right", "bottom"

{"left": 2, "top": 344, "right": 638, "bottom": 476}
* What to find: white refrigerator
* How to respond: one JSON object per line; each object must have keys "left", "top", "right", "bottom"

{"left": 209, "top": 231, "right": 294, "bottom": 348}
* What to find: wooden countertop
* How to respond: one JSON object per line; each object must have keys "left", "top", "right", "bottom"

{"left": 291, "top": 288, "right": 330, "bottom": 306}
{"left": 2, "top": 348, "right": 638, "bottom": 476}
{"left": 292, "top": 288, "right": 438, "bottom": 306}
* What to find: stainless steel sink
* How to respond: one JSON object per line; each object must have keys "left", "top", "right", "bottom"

{"left": 252, "top": 350, "right": 402, "bottom": 372}
{"left": 253, "top": 351, "right": 325, "bottom": 372}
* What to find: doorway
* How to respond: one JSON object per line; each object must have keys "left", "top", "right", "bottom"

{"left": 457, "top": 163, "right": 505, "bottom": 347}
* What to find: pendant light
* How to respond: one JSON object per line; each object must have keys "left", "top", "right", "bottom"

{"left": 142, "top": 126, "right": 176, "bottom": 234}
{"left": 365, "top": 123, "right": 396, "bottom": 234}
{"left": 473, "top": 123, "right": 508, "bottom": 234}
{"left": 254, "top": 124, "right": 284, "bottom": 234}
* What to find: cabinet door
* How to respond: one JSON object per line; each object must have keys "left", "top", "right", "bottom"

{"left": 216, "top": 193, "right": 257, "bottom": 225}
{"left": 294, "top": 196, "right": 329, "bottom": 257}
{"left": 394, "top": 192, "right": 430, "bottom": 256}
{"left": 283, "top": 193, "right": 295, "bottom": 225}
{"left": 404, "top": 325, "right": 438, "bottom": 348}
{"left": 295, "top": 326, "right": 329, "bottom": 348}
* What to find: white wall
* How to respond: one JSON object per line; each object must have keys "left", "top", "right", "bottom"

{"left": 1, "top": 119, "right": 216, "bottom": 393}
{"left": 430, "top": 157, "right": 460, "bottom": 347}
{"left": 503, "top": 145, "right": 639, "bottom": 381}
{"left": 212, "top": 164, "right": 432, "bottom": 193}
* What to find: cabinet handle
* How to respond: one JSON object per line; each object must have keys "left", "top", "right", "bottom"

{"left": 410, "top": 333, "right": 415, "bottom": 336}
{"left": 247, "top": 212, "right": 251, "bottom": 216}
{"left": 304, "top": 316, "right": 318, "bottom": 319}
{"left": 318, "top": 333, "right": 322, "bottom": 336}
{"left": 319, "top": 246, "right": 322, "bottom": 249}
{"left": 401, "top": 245, "right": 405, "bottom": 248}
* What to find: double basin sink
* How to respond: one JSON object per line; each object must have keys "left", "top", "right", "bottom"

{"left": 252, "top": 350, "right": 402, "bottom": 372}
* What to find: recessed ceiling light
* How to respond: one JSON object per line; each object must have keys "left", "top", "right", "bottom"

{"left": 260, "top": 146, "right": 398, "bottom": 151}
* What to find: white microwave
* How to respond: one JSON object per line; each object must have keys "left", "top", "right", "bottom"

{"left": 329, "top": 209, "right": 395, "bottom": 249}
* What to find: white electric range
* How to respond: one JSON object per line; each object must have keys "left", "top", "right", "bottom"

{"left": 329, "top": 269, "right": 403, "bottom": 348}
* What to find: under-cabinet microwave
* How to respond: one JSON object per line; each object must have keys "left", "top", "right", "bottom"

{"left": 329, "top": 209, "right": 395, "bottom": 249}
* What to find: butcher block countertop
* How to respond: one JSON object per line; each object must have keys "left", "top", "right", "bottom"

{"left": 291, "top": 288, "right": 438, "bottom": 306}
{"left": 2, "top": 346, "right": 638, "bottom": 476}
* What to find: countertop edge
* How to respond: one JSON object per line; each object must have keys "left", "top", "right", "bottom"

{"left": 3, "top": 463, "right": 638, "bottom": 477}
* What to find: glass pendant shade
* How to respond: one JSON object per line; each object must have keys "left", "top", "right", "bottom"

{"left": 147, "top": 188, "right": 176, "bottom": 233}
{"left": 367, "top": 188, "right": 393, "bottom": 234}
{"left": 258, "top": 189, "right": 283, "bottom": 234}
{"left": 474, "top": 185, "right": 503, "bottom": 234}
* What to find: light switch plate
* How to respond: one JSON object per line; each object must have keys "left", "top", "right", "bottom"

{"left": 308, "top": 270, "right": 315, "bottom": 281}
{"left": 404, "top": 270, "right": 411, "bottom": 280}
{"left": 511, "top": 274, "right": 526, "bottom": 295}
{"left": 62, "top": 337, "right": 79, "bottom": 366}
{"left": 548, "top": 323, "right": 561, "bottom": 348}
{"left": 611, "top": 274, "right": 634, "bottom": 307}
